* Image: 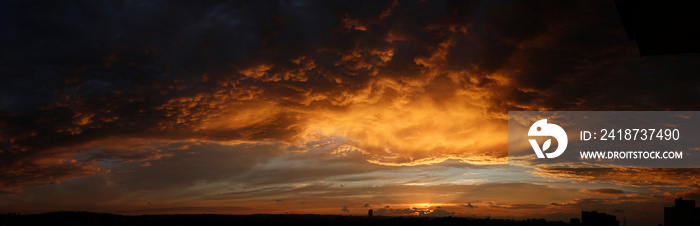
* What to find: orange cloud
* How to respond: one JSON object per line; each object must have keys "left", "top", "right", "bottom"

{"left": 534, "top": 168, "right": 700, "bottom": 188}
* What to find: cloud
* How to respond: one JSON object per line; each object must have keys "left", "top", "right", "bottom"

{"left": 428, "top": 207, "right": 456, "bottom": 217}
{"left": 118, "top": 206, "right": 253, "bottom": 215}
{"left": 581, "top": 188, "right": 625, "bottom": 195}
{"left": 372, "top": 206, "right": 455, "bottom": 217}
{"left": 533, "top": 168, "right": 700, "bottom": 188}
{"left": 463, "top": 203, "right": 477, "bottom": 208}
{"left": 374, "top": 208, "right": 416, "bottom": 216}
{"left": 487, "top": 203, "right": 549, "bottom": 210}
{"left": 0, "top": 158, "right": 109, "bottom": 194}
{"left": 1, "top": 1, "right": 699, "bottom": 215}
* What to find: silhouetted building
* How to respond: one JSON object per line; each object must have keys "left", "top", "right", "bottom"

{"left": 368, "top": 209, "right": 373, "bottom": 218}
{"left": 664, "top": 197, "right": 700, "bottom": 226}
{"left": 582, "top": 211, "right": 619, "bottom": 226}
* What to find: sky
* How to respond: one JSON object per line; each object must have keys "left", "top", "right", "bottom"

{"left": 1, "top": 1, "right": 700, "bottom": 225}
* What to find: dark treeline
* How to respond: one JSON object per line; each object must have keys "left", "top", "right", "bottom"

{"left": 1, "top": 211, "right": 570, "bottom": 226}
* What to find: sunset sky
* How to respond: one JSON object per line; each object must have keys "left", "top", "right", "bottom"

{"left": 1, "top": 1, "right": 699, "bottom": 226}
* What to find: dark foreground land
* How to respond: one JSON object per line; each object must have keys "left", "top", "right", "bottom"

{"left": 1, "top": 211, "right": 570, "bottom": 226}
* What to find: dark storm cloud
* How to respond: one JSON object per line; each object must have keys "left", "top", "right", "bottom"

{"left": 1, "top": 0, "right": 699, "bottom": 194}
{"left": 0, "top": 0, "right": 336, "bottom": 191}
